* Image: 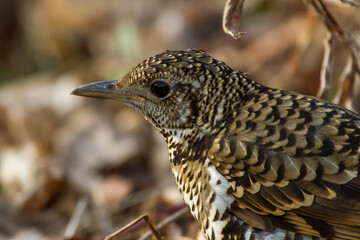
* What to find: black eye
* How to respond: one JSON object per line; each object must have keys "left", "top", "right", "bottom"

{"left": 150, "top": 81, "right": 170, "bottom": 98}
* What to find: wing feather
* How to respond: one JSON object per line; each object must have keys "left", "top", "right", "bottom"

{"left": 208, "top": 90, "right": 360, "bottom": 239}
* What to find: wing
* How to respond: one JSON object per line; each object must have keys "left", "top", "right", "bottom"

{"left": 208, "top": 88, "right": 360, "bottom": 239}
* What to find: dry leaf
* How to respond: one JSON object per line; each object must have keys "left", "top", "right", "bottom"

{"left": 222, "top": 0, "right": 246, "bottom": 39}
{"left": 340, "top": 0, "right": 360, "bottom": 7}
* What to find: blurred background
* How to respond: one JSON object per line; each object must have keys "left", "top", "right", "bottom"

{"left": 0, "top": 0, "right": 359, "bottom": 239}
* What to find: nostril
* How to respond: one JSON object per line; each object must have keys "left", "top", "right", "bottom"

{"left": 107, "top": 84, "right": 116, "bottom": 90}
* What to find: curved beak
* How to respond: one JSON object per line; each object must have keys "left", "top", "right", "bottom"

{"left": 71, "top": 80, "right": 146, "bottom": 102}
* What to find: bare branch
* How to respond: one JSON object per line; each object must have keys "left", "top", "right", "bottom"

{"left": 222, "top": 0, "right": 246, "bottom": 39}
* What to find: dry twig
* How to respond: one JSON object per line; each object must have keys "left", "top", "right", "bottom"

{"left": 305, "top": 0, "right": 360, "bottom": 105}
{"left": 139, "top": 206, "right": 189, "bottom": 240}
{"left": 105, "top": 215, "right": 163, "bottom": 240}
{"left": 339, "top": 59, "right": 357, "bottom": 108}
{"left": 317, "top": 33, "right": 335, "bottom": 99}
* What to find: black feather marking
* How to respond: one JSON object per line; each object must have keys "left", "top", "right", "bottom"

{"left": 279, "top": 182, "right": 305, "bottom": 203}
{"left": 286, "top": 133, "right": 297, "bottom": 147}
{"left": 294, "top": 148, "right": 303, "bottom": 157}
{"left": 320, "top": 139, "right": 334, "bottom": 157}
{"left": 253, "top": 147, "right": 265, "bottom": 167}
{"left": 292, "top": 100, "right": 299, "bottom": 109}
{"left": 213, "top": 209, "right": 220, "bottom": 221}
{"left": 209, "top": 193, "right": 216, "bottom": 203}
{"left": 295, "top": 124, "right": 305, "bottom": 131}
{"left": 246, "top": 120, "right": 257, "bottom": 131}
{"left": 266, "top": 125, "right": 276, "bottom": 137}
{"left": 279, "top": 128, "right": 288, "bottom": 141}
{"left": 296, "top": 164, "right": 307, "bottom": 180}
{"left": 299, "top": 110, "right": 313, "bottom": 124}
{"left": 287, "top": 109, "right": 296, "bottom": 117}
{"left": 275, "top": 164, "right": 285, "bottom": 182}
{"left": 302, "top": 216, "right": 335, "bottom": 238}
{"left": 236, "top": 120, "right": 242, "bottom": 128}
{"left": 280, "top": 118, "right": 287, "bottom": 125}
{"left": 260, "top": 159, "right": 271, "bottom": 175}
{"left": 243, "top": 144, "right": 253, "bottom": 160}
{"left": 272, "top": 106, "right": 281, "bottom": 121}
{"left": 315, "top": 164, "right": 324, "bottom": 180}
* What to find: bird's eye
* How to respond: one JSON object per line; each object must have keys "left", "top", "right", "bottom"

{"left": 150, "top": 81, "right": 170, "bottom": 98}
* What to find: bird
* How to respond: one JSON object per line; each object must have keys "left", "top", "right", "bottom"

{"left": 72, "top": 49, "right": 360, "bottom": 240}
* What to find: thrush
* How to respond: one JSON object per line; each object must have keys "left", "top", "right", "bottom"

{"left": 72, "top": 49, "right": 360, "bottom": 240}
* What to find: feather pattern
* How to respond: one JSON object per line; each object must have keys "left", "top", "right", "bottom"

{"left": 208, "top": 87, "right": 360, "bottom": 239}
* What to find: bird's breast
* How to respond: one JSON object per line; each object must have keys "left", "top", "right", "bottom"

{"left": 170, "top": 154, "right": 237, "bottom": 239}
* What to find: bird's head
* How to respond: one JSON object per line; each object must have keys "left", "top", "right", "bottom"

{"left": 72, "top": 49, "right": 259, "bottom": 146}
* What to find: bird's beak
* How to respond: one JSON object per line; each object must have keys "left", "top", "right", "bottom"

{"left": 71, "top": 80, "right": 146, "bottom": 102}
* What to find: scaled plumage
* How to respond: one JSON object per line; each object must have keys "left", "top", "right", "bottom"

{"left": 72, "top": 49, "right": 360, "bottom": 240}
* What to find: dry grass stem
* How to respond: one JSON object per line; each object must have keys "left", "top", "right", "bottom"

{"left": 64, "top": 197, "right": 88, "bottom": 239}
{"left": 317, "top": 33, "right": 335, "bottom": 99}
{"left": 105, "top": 215, "right": 162, "bottom": 240}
